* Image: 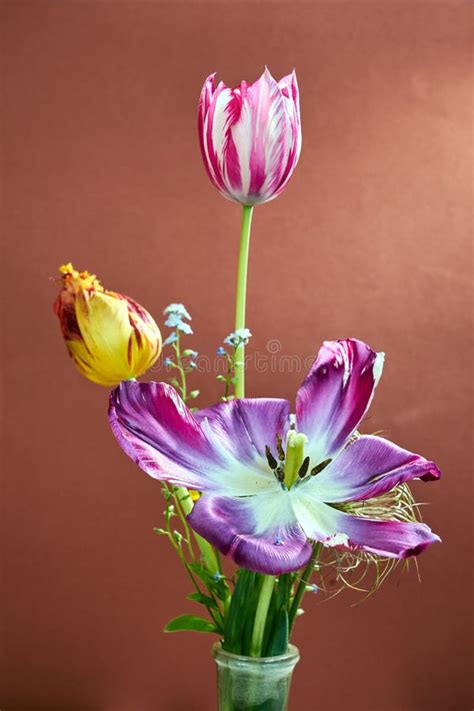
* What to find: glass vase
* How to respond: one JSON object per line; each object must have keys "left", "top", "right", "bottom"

{"left": 212, "top": 642, "right": 300, "bottom": 711}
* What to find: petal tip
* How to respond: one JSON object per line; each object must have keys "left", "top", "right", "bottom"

{"left": 420, "top": 461, "right": 442, "bottom": 481}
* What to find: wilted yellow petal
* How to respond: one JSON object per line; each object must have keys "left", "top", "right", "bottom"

{"left": 54, "top": 263, "right": 161, "bottom": 386}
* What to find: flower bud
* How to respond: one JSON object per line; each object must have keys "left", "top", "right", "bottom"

{"left": 198, "top": 68, "right": 301, "bottom": 206}
{"left": 54, "top": 263, "right": 161, "bottom": 386}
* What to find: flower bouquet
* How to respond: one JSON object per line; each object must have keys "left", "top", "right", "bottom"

{"left": 54, "top": 69, "right": 440, "bottom": 711}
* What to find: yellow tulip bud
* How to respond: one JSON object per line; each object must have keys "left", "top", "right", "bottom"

{"left": 54, "top": 263, "right": 162, "bottom": 386}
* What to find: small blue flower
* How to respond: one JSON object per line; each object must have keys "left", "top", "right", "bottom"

{"left": 163, "top": 332, "right": 178, "bottom": 346}
{"left": 308, "top": 584, "right": 319, "bottom": 594}
{"left": 189, "top": 361, "right": 197, "bottom": 369}
{"left": 177, "top": 321, "right": 193, "bottom": 335}
{"left": 213, "top": 572, "right": 223, "bottom": 583}
{"left": 164, "top": 357, "right": 173, "bottom": 367}
{"left": 187, "top": 350, "right": 199, "bottom": 359}
{"left": 216, "top": 346, "right": 227, "bottom": 356}
{"left": 224, "top": 328, "right": 252, "bottom": 347}
{"left": 163, "top": 303, "right": 191, "bottom": 320}
{"left": 165, "top": 313, "right": 184, "bottom": 329}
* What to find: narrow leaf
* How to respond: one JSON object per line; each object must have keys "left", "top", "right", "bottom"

{"left": 186, "top": 592, "right": 219, "bottom": 611}
{"left": 164, "top": 614, "right": 217, "bottom": 634}
{"left": 223, "top": 569, "right": 259, "bottom": 655}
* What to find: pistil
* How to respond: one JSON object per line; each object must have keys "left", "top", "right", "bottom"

{"left": 283, "top": 431, "right": 308, "bottom": 488}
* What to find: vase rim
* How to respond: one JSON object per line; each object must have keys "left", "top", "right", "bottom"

{"left": 212, "top": 641, "right": 300, "bottom": 665}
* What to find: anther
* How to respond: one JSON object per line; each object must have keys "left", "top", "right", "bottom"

{"left": 311, "top": 458, "right": 332, "bottom": 476}
{"left": 275, "top": 465, "right": 285, "bottom": 483}
{"left": 276, "top": 434, "right": 285, "bottom": 461}
{"left": 298, "top": 456, "right": 310, "bottom": 478}
{"left": 265, "top": 445, "right": 278, "bottom": 470}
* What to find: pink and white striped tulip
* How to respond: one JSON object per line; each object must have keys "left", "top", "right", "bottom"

{"left": 198, "top": 68, "right": 302, "bottom": 206}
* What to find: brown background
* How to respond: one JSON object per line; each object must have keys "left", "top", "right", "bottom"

{"left": 1, "top": 1, "right": 472, "bottom": 709}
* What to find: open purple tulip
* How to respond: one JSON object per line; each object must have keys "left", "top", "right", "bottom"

{"left": 109, "top": 339, "right": 440, "bottom": 575}
{"left": 198, "top": 68, "right": 301, "bottom": 206}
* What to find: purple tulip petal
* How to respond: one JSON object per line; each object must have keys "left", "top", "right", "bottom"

{"left": 196, "top": 398, "right": 291, "bottom": 464}
{"left": 335, "top": 513, "right": 441, "bottom": 557}
{"left": 109, "top": 381, "right": 281, "bottom": 495}
{"left": 188, "top": 491, "right": 313, "bottom": 574}
{"left": 296, "top": 339, "right": 384, "bottom": 464}
{"left": 307, "top": 435, "right": 441, "bottom": 503}
{"left": 291, "top": 494, "right": 440, "bottom": 558}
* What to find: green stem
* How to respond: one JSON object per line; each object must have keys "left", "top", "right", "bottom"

{"left": 164, "top": 516, "right": 223, "bottom": 633}
{"left": 173, "top": 332, "right": 187, "bottom": 401}
{"left": 171, "top": 488, "right": 195, "bottom": 561}
{"left": 175, "top": 487, "right": 220, "bottom": 575}
{"left": 233, "top": 205, "right": 253, "bottom": 399}
{"left": 232, "top": 205, "right": 277, "bottom": 656}
{"left": 223, "top": 353, "right": 233, "bottom": 400}
{"left": 288, "top": 542, "right": 321, "bottom": 632}
{"left": 250, "top": 575, "right": 275, "bottom": 657}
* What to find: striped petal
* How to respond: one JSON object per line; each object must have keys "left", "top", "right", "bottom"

{"left": 291, "top": 493, "right": 440, "bottom": 558}
{"left": 198, "top": 68, "right": 301, "bottom": 205}
{"left": 233, "top": 68, "right": 294, "bottom": 204}
{"left": 188, "top": 490, "right": 312, "bottom": 574}
{"left": 109, "top": 381, "right": 281, "bottom": 496}
{"left": 296, "top": 339, "right": 384, "bottom": 465}
{"left": 274, "top": 70, "right": 302, "bottom": 197}
{"left": 306, "top": 435, "right": 441, "bottom": 504}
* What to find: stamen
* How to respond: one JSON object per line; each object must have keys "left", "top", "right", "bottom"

{"left": 339, "top": 483, "right": 421, "bottom": 523}
{"left": 275, "top": 465, "right": 285, "bottom": 483}
{"left": 298, "top": 456, "right": 310, "bottom": 478}
{"left": 311, "top": 458, "right": 332, "bottom": 476}
{"left": 265, "top": 445, "right": 278, "bottom": 470}
{"left": 276, "top": 434, "right": 285, "bottom": 461}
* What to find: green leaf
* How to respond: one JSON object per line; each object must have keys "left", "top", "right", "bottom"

{"left": 262, "top": 574, "right": 292, "bottom": 656}
{"left": 240, "top": 573, "right": 264, "bottom": 656}
{"left": 264, "top": 607, "right": 289, "bottom": 656}
{"left": 223, "top": 569, "right": 260, "bottom": 655}
{"left": 186, "top": 592, "right": 219, "bottom": 611}
{"left": 164, "top": 614, "right": 218, "bottom": 634}
{"left": 188, "top": 562, "right": 228, "bottom": 601}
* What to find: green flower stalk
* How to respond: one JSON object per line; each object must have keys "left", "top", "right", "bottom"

{"left": 216, "top": 328, "right": 252, "bottom": 401}
{"left": 233, "top": 205, "right": 254, "bottom": 399}
{"left": 162, "top": 304, "right": 220, "bottom": 577}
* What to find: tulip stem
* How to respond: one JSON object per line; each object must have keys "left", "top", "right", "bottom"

{"left": 250, "top": 574, "right": 275, "bottom": 657}
{"left": 234, "top": 205, "right": 277, "bottom": 655}
{"left": 175, "top": 486, "right": 220, "bottom": 575}
{"left": 288, "top": 542, "right": 322, "bottom": 632}
{"left": 233, "top": 205, "right": 254, "bottom": 399}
